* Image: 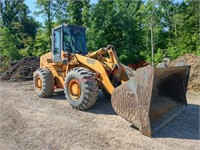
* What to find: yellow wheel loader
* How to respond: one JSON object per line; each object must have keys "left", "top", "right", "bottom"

{"left": 34, "top": 24, "right": 190, "bottom": 136}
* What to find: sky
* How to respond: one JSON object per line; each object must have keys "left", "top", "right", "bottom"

{"left": 24, "top": 0, "right": 183, "bottom": 23}
{"left": 25, "top": 0, "right": 99, "bottom": 23}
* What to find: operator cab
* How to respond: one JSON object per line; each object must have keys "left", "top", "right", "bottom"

{"left": 52, "top": 24, "right": 87, "bottom": 62}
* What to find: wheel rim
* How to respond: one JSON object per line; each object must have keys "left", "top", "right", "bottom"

{"left": 68, "top": 79, "right": 81, "bottom": 100}
{"left": 35, "top": 75, "right": 42, "bottom": 91}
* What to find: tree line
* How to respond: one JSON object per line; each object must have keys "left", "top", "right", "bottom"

{"left": 0, "top": 0, "right": 199, "bottom": 67}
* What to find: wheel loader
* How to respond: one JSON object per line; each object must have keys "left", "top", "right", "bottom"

{"left": 34, "top": 24, "right": 190, "bottom": 136}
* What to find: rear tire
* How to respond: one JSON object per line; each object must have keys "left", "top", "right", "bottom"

{"left": 34, "top": 68, "right": 54, "bottom": 98}
{"left": 64, "top": 67, "right": 99, "bottom": 110}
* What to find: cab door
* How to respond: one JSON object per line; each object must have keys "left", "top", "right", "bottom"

{"left": 52, "top": 28, "right": 62, "bottom": 63}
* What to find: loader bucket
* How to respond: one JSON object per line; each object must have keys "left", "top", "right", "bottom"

{"left": 111, "top": 65, "right": 190, "bottom": 136}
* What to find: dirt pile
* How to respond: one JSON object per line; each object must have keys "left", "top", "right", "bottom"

{"left": 170, "top": 54, "right": 200, "bottom": 92}
{"left": 0, "top": 56, "right": 39, "bottom": 81}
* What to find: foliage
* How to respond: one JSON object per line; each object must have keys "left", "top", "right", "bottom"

{"left": 0, "top": 0, "right": 39, "bottom": 60}
{"left": 33, "top": 29, "right": 50, "bottom": 56}
{"left": 0, "top": 27, "right": 21, "bottom": 60}
{"left": 166, "top": 0, "right": 200, "bottom": 59}
{"left": 35, "top": 0, "right": 67, "bottom": 45}
{"left": 0, "top": 0, "right": 199, "bottom": 66}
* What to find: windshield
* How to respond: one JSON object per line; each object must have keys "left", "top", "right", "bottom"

{"left": 63, "top": 26, "right": 87, "bottom": 54}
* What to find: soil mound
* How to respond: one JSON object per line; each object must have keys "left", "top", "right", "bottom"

{"left": 0, "top": 56, "right": 39, "bottom": 81}
{"left": 170, "top": 54, "right": 200, "bottom": 92}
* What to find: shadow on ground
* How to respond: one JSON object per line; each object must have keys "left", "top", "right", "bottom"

{"left": 85, "top": 93, "right": 116, "bottom": 115}
{"left": 48, "top": 90, "right": 199, "bottom": 139}
{"left": 154, "top": 104, "right": 199, "bottom": 140}
{"left": 49, "top": 90, "right": 116, "bottom": 115}
{"left": 49, "top": 90, "right": 66, "bottom": 100}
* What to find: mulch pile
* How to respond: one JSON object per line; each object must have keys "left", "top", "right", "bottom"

{"left": 0, "top": 56, "right": 39, "bottom": 81}
{"left": 170, "top": 54, "right": 200, "bottom": 93}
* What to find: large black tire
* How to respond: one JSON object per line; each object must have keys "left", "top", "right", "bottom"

{"left": 34, "top": 68, "right": 54, "bottom": 98}
{"left": 64, "top": 67, "right": 99, "bottom": 110}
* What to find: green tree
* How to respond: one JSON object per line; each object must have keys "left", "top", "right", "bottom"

{"left": 35, "top": 0, "right": 67, "bottom": 45}
{"left": 81, "top": 0, "right": 91, "bottom": 27}
{"left": 33, "top": 28, "right": 50, "bottom": 56}
{"left": 0, "top": 0, "right": 39, "bottom": 60}
{"left": 138, "top": 0, "right": 168, "bottom": 65}
{"left": 87, "top": 0, "right": 145, "bottom": 64}
{"left": 66, "top": 0, "right": 87, "bottom": 26}
{"left": 166, "top": 0, "right": 200, "bottom": 59}
{"left": 0, "top": 27, "right": 20, "bottom": 60}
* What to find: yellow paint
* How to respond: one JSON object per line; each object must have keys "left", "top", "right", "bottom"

{"left": 39, "top": 47, "right": 130, "bottom": 95}
{"left": 68, "top": 79, "right": 81, "bottom": 99}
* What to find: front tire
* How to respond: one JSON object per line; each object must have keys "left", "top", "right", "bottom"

{"left": 34, "top": 68, "right": 54, "bottom": 98}
{"left": 64, "top": 67, "right": 99, "bottom": 110}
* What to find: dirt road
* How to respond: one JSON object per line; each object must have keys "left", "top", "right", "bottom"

{"left": 0, "top": 81, "right": 199, "bottom": 150}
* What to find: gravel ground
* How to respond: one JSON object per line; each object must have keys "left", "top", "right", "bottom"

{"left": 0, "top": 81, "right": 199, "bottom": 150}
